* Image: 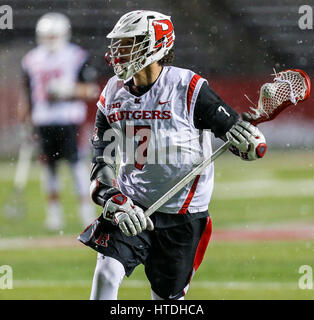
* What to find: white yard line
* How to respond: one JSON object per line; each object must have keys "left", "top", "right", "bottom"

{"left": 1, "top": 221, "right": 314, "bottom": 250}
{"left": 213, "top": 179, "right": 314, "bottom": 199}
{"left": 0, "top": 235, "right": 82, "bottom": 250}
{"left": 10, "top": 279, "right": 298, "bottom": 290}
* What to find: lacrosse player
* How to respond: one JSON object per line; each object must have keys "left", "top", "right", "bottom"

{"left": 79, "top": 10, "right": 267, "bottom": 300}
{"left": 20, "top": 13, "right": 99, "bottom": 231}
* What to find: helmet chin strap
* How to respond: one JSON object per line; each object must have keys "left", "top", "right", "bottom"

{"left": 105, "top": 51, "right": 113, "bottom": 66}
{"left": 105, "top": 51, "right": 122, "bottom": 66}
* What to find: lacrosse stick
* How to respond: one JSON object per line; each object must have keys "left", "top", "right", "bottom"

{"left": 144, "top": 69, "right": 311, "bottom": 218}
{"left": 3, "top": 125, "right": 34, "bottom": 219}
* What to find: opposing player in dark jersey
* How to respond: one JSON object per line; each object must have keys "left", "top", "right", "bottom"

{"left": 79, "top": 10, "right": 267, "bottom": 300}
{"left": 21, "top": 13, "right": 99, "bottom": 231}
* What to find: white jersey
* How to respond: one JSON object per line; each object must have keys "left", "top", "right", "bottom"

{"left": 21, "top": 43, "right": 88, "bottom": 126}
{"left": 97, "top": 66, "right": 214, "bottom": 214}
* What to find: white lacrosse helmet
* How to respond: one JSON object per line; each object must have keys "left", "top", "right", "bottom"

{"left": 36, "top": 12, "right": 71, "bottom": 52}
{"left": 106, "top": 10, "right": 175, "bottom": 80}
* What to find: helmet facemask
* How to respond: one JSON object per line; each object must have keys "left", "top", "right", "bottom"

{"left": 107, "top": 35, "right": 151, "bottom": 80}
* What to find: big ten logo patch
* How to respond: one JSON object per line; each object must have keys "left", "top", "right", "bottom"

{"left": 0, "top": 265, "right": 13, "bottom": 289}
{"left": 0, "top": 5, "right": 13, "bottom": 30}
{"left": 107, "top": 102, "right": 121, "bottom": 111}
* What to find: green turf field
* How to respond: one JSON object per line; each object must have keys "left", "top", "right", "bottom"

{"left": 0, "top": 149, "right": 313, "bottom": 300}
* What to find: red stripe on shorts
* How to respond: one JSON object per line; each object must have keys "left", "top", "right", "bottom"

{"left": 193, "top": 216, "right": 212, "bottom": 272}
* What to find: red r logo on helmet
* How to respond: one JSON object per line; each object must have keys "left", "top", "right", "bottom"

{"left": 152, "top": 19, "right": 174, "bottom": 48}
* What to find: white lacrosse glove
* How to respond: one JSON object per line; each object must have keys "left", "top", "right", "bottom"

{"left": 226, "top": 120, "right": 267, "bottom": 161}
{"left": 103, "top": 193, "right": 154, "bottom": 236}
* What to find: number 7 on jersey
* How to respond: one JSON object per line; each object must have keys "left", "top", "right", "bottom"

{"left": 125, "top": 125, "right": 151, "bottom": 170}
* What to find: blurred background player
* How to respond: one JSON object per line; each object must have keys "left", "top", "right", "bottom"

{"left": 20, "top": 12, "right": 99, "bottom": 231}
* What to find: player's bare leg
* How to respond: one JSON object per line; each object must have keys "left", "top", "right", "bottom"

{"left": 90, "top": 254, "right": 125, "bottom": 300}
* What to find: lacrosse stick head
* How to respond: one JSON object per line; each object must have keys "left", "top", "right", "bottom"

{"left": 244, "top": 69, "right": 311, "bottom": 125}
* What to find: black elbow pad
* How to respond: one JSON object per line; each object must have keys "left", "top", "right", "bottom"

{"left": 90, "top": 156, "right": 120, "bottom": 206}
